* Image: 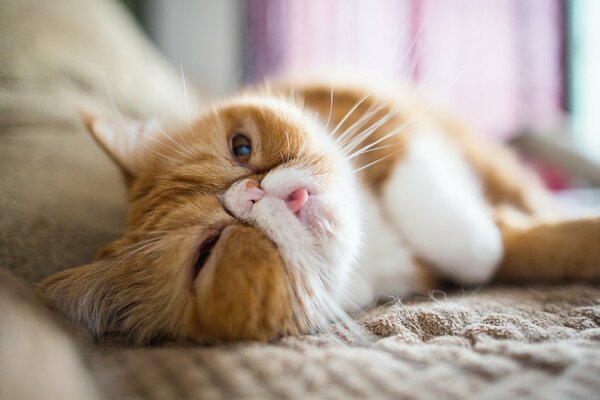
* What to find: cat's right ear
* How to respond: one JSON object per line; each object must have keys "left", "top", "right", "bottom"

{"left": 81, "top": 112, "right": 161, "bottom": 177}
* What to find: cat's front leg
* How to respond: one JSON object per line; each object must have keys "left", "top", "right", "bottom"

{"left": 381, "top": 131, "right": 504, "bottom": 286}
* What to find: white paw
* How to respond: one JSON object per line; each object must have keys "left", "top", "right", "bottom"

{"left": 382, "top": 131, "right": 504, "bottom": 286}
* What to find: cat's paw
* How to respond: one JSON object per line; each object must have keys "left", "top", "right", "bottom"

{"left": 382, "top": 131, "right": 503, "bottom": 286}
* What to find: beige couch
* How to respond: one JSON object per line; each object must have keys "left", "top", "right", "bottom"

{"left": 2, "top": 1, "right": 600, "bottom": 399}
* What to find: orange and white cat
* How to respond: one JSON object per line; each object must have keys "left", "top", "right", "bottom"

{"left": 39, "top": 80, "right": 600, "bottom": 344}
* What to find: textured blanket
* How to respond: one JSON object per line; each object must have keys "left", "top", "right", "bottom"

{"left": 88, "top": 284, "right": 600, "bottom": 399}
{"left": 3, "top": 269, "right": 599, "bottom": 399}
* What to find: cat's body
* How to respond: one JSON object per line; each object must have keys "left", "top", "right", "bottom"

{"left": 39, "top": 80, "right": 600, "bottom": 344}
{"left": 293, "top": 83, "right": 543, "bottom": 309}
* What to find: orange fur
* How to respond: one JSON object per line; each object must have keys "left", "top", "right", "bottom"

{"left": 495, "top": 212, "right": 600, "bottom": 282}
{"left": 190, "top": 225, "right": 301, "bottom": 342}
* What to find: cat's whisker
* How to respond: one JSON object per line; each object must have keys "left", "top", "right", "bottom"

{"left": 342, "top": 61, "right": 449, "bottom": 159}
{"left": 179, "top": 64, "right": 199, "bottom": 147}
{"left": 334, "top": 100, "right": 386, "bottom": 147}
{"left": 338, "top": 75, "right": 445, "bottom": 158}
{"left": 156, "top": 125, "right": 195, "bottom": 158}
{"left": 136, "top": 131, "right": 192, "bottom": 162}
{"left": 128, "top": 228, "right": 196, "bottom": 237}
{"left": 115, "top": 239, "right": 166, "bottom": 260}
{"left": 395, "top": 15, "right": 430, "bottom": 77}
{"left": 101, "top": 72, "right": 129, "bottom": 129}
{"left": 285, "top": 272, "right": 318, "bottom": 334}
{"left": 307, "top": 272, "right": 369, "bottom": 343}
{"left": 337, "top": 102, "right": 382, "bottom": 139}
{"left": 340, "top": 106, "right": 399, "bottom": 156}
{"left": 345, "top": 113, "right": 422, "bottom": 159}
{"left": 406, "top": 39, "right": 423, "bottom": 80}
{"left": 101, "top": 72, "right": 188, "bottom": 164}
{"left": 296, "top": 135, "right": 309, "bottom": 157}
{"left": 345, "top": 109, "right": 425, "bottom": 163}
{"left": 324, "top": 86, "right": 335, "bottom": 133}
{"left": 353, "top": 150, "right": 403, "bottom": 174}
{"left": 347, "top": 143, "right": 398, "bottom": 160}
{"left": 142, "top": 146, "right": 180, "bottom": 165}
{"left": 348, "top": 62, "right": 471, "bottom": 159}
{"left": 119, "top": 237, "right": 192, "bottom": 262}
{"left": 330, "top": 91, "right": 374, "bottom": 141}
{"left": 339, "top": 82, "right": 425, "bottom": 158}
{"left": 344, "top": 115, "right": 414, "bottom": 157}
{"left": 284, "top": 129, "right": 292, "bottom": 159}
{"left": 332, "top": 22, "right": 430, "bottom": 154}
{"left": 110, "top": 228, "right": 203, "bottom": 261}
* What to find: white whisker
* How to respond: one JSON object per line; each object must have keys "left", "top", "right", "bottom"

{"left": 324, "top": 86, "right": 335, "bottom": 132}
{"left": 347, "top": 143, "right": 398, "bottom": 160}
{"left": 180, "top": 64, "right": 199, "bottom": 147}
{"left": 342, "top": 58, "right": 462, "bottom": 160}
{"left": 353, "top": 150, "right": 403, "bottom": 174}
{"left": 156, "top": 125, "right": 195, "bottom": 158}
{"left": 341, "top": 106, "right": 399, "bottom": 155}
{"left": 349, "top": 61, "right": 471, "bottom": 174}
{"left": 335, "top": 100, "right": 385, "bottom": 147}
{"left": 330, "top": 91, "right": 374, "bottom": 140}
{"left": 102, "top": 73, "right": 181, "bottom": 164}
{"left": 395, "top": 17, "right": 428, "bottom": 76}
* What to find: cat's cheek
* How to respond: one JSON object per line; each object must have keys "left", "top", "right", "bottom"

{"left": 186, "top": 225, "right": 302, "bottom": 342}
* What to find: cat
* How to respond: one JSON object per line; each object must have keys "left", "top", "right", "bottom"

{"left": 38, "top": 79, "right": 600, "bottom": 344}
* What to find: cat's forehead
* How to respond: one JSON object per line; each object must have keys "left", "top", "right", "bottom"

{"left": 211, "top": 96, "right": 323, "bottom": 158}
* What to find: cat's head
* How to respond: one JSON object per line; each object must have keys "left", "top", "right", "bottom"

{"left": 38, "top": 92, "right": 361, "bottom": 343}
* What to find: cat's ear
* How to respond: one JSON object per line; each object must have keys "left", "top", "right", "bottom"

{"left": 37, "top": 260, "right": 166, "bottom": 343}
{"left": 37, "top": 262, "right": 111, "bottom": 337}
{"left": 81, "top": 112, "right": 161, "bottom": 177}
{"left": 37, "top": 261, "right": 140, "bottom": 341}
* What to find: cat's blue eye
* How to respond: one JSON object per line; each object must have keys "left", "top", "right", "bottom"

{"left": 231, "top": 133, "right": 252, "bottom": 163}
{"left": 234, "top": 144, "right": 251, "bottom": 156}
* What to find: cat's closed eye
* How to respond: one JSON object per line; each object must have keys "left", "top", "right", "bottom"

{"left": 193, "top": 233, "right": 221, "bottom": 279}
{"left": 231, "top": 133, "right": 252, "bottom": 163}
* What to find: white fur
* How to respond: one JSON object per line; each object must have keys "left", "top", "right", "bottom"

{"left": 344, "top": 192, "right": 422, "bottom": 311}
{"left": 248, "top": 189, "right": 354, "bottom": 331}
{"left": 261, "top": 167, "right": 320, "bottom": 198}
{"left": 381, "top": 132, "right": 503, "bottom": 285}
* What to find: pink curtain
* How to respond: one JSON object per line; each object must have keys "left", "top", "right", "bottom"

{"left": 245, "top": 0, "right": 564, "bottom": 141}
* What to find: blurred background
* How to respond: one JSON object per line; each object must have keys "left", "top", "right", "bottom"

{"left": 124, "top": 0, "right": 599, "bottom": 197}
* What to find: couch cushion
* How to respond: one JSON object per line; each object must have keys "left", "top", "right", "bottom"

{"left": 0, "top": 0, "right": 202, "bottom": 126}
{"left": 0, "top": 125, "right": 125, "bottom": 281}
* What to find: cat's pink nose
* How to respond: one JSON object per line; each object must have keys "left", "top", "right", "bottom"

{"left": 285, "top": 188, "right": 309, "bottom": 214}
